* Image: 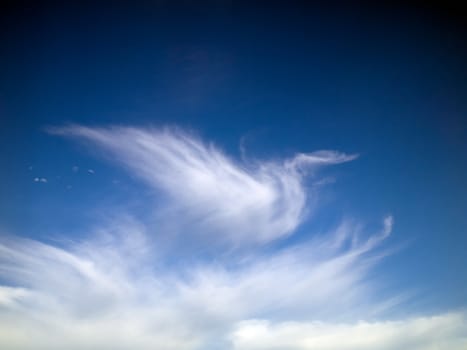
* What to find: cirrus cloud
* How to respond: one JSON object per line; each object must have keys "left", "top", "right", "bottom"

{"left": 47, "top": 125, "right": 356, "bottom": 244}
{"left": 0, "top": 125, "right": 465, "bottom": 349}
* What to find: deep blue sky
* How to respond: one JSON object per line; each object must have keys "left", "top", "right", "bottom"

{"left": 1, "top": 1, "right": 467, "bottom": 315}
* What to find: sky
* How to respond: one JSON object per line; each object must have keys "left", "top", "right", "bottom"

{"left": 1, "top": 1, "right": 467, "bottom": 349}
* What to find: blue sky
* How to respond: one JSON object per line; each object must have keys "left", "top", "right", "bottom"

{"left": 1, "top": 1, "right": 467, "bottom": 349}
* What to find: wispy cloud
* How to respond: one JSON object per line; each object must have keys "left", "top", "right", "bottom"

{"left": 0, "top": 216, "right": 400, "bottom": 350}
{"left": 1, "top": 125, "right": 465, "bottom": 349}
{"left": 0, "top": 216, "right": 465, "bottom": 349}
{"left": 48, "top": 125, "right": 356, "bottom": 245}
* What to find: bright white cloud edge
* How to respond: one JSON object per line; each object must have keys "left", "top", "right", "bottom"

{"left": 231, "top": 313, "right": 467, "bottom": 350}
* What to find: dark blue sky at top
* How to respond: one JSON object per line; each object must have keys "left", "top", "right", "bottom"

{"left": 1, "top": 1, "right": 466, "bottom": 314}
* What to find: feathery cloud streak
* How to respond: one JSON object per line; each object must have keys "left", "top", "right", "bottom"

{"left": 0, "top": 125, "right": 465, "bottom": 349}
{"left": 48, "top": 125, "right": 356, "bottom": 244}
{"left": 1, "top": 217, "right": 466, "bottom": 349}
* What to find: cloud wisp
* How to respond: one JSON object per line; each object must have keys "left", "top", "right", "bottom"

{"left": 0, "top": 215, "right": 408, "bottom": 350}
{"left": 48, "top": 125, "right": 356, "bottom": 245}
{"left": 0, "top": 125, "right": 466, "bottom": 349}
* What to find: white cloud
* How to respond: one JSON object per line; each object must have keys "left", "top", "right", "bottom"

{"left": 48, "top": 125, "right": 356, "bottom": 244}
{"left": 33, "top": 177, "right": 47, "bottom": 183}
{"left": 1, "top": 125, "right": 465, "bottom": 349}
{"left": 0, "top": 286, "right": 30, "bottom": 307}
{"left": 230, "top": 313, "right": 467, "bottom": 350}
{"left": 0, "top": 217, "right": 403, "bottom": 350}
{"left": 0, "top": 219, "right": 465, "bottom": 349}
